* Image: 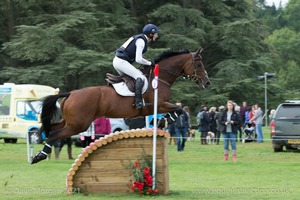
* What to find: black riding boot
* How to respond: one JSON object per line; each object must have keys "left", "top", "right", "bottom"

{"left": 135, "top": 78, "right": 144, "bottom": 109}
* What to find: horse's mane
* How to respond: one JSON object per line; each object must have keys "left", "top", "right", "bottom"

{"left": 154, "top": 49, "right": 190, "bottom": 63}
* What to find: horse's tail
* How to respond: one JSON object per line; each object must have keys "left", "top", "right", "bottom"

{"left": 41, "top": 93, "right": 71, "bottom": 137}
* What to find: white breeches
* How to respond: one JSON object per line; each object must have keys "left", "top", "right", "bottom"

{"left": 113, "top": 56, "right": 145, "bottom": 81}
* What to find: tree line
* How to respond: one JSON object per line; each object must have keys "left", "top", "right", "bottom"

{"left": 0, "top": 0, "right": 299, "bottom": 118}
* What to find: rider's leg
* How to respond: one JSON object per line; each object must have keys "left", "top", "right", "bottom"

{"left": 113, "top": 57, "right": 146, "bottom": 109}
{"left": 135, "top": 77, "right": 144, "bottom": 109}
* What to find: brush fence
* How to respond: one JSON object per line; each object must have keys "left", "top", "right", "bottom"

{"left": 66, "top": 128, "right": 169, "bottom": 195}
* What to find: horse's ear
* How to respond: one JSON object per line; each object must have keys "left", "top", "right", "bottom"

{"left": 196, "top": 48, "right": 203, "bottom": 54}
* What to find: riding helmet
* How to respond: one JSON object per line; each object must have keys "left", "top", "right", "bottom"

{"left": 142, "top": 24, "right": 159, "bottom": 37}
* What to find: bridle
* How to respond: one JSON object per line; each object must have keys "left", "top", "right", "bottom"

{"left": 152, "top": 52, "right": 207, "bottom": 88}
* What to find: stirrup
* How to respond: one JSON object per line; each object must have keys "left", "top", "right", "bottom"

{"left": 135, "top": 101, "right": 143, "bottom": 109}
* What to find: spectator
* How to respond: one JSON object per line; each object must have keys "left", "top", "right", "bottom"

{"left": 49, "top": 137, "right": 74, "bottom": 160}
{"left": 220, "top": 100, "right": 241, "bottom": 161}
{"left": 235, "top": 105, "right": 243, "bottom": 142}
{"left": 244, "top": 107, "right": 251, "bottom": 125}
{"left": 94, "top": 117, "right": 111, "bottom": 135}
{"left": 174, "top": 102, "right": 189, "bottom": 152}
{"left": 248, "top": 105, "right": 256, "bottom": 127}
{"left": 249, "top": 103, "right": 264, "bottom": 143}
{"left": 197, "top": 105, "right": 210, "bottom": 145}
{"left": 183, "top": 106, "right": 191, "bottom": 130}
{"left": 269, "top": 109, "right": 276, "bottom": 121}
{"left": 208, "top": 107, "right": 217, "bottom": 143}
{"left": 167, "top": 123, "right": 176, "bottom": 145}
{"left": 215, "top": 105, "right": 225, "bottom": 145}
{"left": 183, "top": 106, "right": 191, "bottom": 140}
{"left": 240, "top": 101, "right": 250, "bottom": 124}
{"left": 80, "top": 122, "right": 95, "bottom": 148}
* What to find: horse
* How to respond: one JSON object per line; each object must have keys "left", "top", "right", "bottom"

{"left": 31, "top": 48, "right": 210, "bottom": 164}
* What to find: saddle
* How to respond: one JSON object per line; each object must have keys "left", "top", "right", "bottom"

{"left": 106, "top": 73, "right": 135, "bottom": 93}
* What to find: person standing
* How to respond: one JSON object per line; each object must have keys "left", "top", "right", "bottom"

{"left": 240, "top": 101, "right": 250, "bottom": 125}
{"left": 220, "top": 101, "right": 241, "bottom": 161}
{"left": 94, "top": 117, "right": 111, "bottom": 135}
{"left": 174, "top": 103, "right": 189, "bottom": 152}
{"left": 215, "top": 105, "right": 225, "bottom": 145}
{"left": 167, "top": 123, "right": 176, "bottom": 145}
{"left": 208, "top": 107, "right": 217, "bottom": 143}
{"left": 197, "top": 105, "right": 210, "bottom": 145}
{"left": 113, "top": 24, "right": 159, "bottom": 109}
{"left": 183, "top": 106, "right": 191, "bottom": 139}
{"left": 249, "top": 103, "right": 264, "bottom": 143}
{"left": 234, "top": 105, "right": 243, "bottom": 142}
{"left": 80, "top": 122, "right": 95, "bottom": 148}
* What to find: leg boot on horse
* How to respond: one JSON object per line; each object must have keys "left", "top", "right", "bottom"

{"left": 135, "top": 77, "right": 144, "bottom": 109}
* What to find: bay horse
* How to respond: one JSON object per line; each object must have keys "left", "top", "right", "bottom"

{"left": 31, "top": 48, "right": 210, "bottom": 164}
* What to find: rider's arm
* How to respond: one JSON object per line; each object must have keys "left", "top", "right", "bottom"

{"left": 135, "top": 38, "right": 152, "bottom": 65}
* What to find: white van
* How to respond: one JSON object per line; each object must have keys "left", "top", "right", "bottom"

{"left": 0, "top": 83, "right": 59, "bottom": 144}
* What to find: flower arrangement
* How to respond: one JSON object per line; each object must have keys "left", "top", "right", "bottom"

{"left": 129, "top": 154, "right": 159, "bottom": 196}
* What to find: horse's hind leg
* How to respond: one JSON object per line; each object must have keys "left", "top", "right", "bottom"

{"left": 31, "top": 125, "right": 76, "bottom": 164}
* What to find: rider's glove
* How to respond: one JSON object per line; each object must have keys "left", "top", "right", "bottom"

{"left": 150, "top": 60, "right": 155, "bottom": 68}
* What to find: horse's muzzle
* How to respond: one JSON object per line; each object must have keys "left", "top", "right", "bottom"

{"left": 198, "top": 77, "right": 211, "bottom": 89}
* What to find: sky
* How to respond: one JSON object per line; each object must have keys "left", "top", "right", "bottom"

{"left": 265, "top": 0, "right": 289, "bottom": 7}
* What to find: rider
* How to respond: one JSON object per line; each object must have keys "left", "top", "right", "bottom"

{"left": 113, "top": 24, "right": 159, "bottom": 109}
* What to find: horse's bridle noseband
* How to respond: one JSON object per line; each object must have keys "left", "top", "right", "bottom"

{"left": 144, "top": 51, "right": 207, "bottom": 88}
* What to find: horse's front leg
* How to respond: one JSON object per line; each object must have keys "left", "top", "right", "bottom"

{"left": 158, "top": 102, "right": 183, "bottom": 124}
{"left": 158, "top": 102, "right": 181, "bottom": 113}
{"left": 31, "top": 122, "right": 75, "bottom": 164}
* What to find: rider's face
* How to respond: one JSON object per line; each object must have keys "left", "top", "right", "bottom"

{"left": 152, "top": 33, "right": 158, "bottom": 41}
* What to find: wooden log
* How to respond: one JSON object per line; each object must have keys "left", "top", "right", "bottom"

{"left": 67, "top": 132, "right": 169, "bottom": 195}
{"left": 100, "top": 137, "right": 108, "bottom": 145}
{"left": 104, "top": 135, "right": 113, "bottom": 143}
{"left": 112, "top": 133, "right": 119, "bottom": 141}
{"left": 146, "top": 130, "right": 153, "bottom": 137}
{"left": 95, "top": 140, "right": 103, "bottom": 147}
{"left": 135, "top": 130, "right": 142, "bottom": 137}
{"left": 158, "top": 129, "right": 165, "bottom": 136}
{"left": 86, "top": 146, "right": 93, "bottom": 154}
{"left": 164, "top": 131, "right": 170, "bottom": 138}
{"left": 117, "top": 133, "right": 124, "bottom": 140}
{"left": 81, "top": 150, "right": 89, "bottom": 158}
{"left": 69, "top": 168, "right": 75, "bottom": 176}
{"left": 67, "top": 180, "right": 73, "bottom": 187}
{"left": 72, "top": 163, "right": 78, "bottom": 171}
{"left": 66, "top": 173, "right": 73, "bottom": 181}
{"left": 90, "top": 142, "right": 97, "bottom": 150}
{"left": 123, "top": 130, "right": 130, "bottom": 138}
{"left": 141, "top": 130, "right": 147, "bottom": 137}
{"left": 77, "top": 154, "right": 85, "bottom": 162}
{"left": 129, "top": 131, "right": 136, "bottom": 138}
{"left": 74, "top": 159, "right": 82, "bottom": 167}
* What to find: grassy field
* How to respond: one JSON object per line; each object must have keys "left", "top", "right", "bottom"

{"left": 0, "top": 127, "right": 299, "bottom": 200}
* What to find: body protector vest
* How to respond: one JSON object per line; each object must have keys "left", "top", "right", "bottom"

{"left": 115, "top": 34, "right": 148, "bottom": 64}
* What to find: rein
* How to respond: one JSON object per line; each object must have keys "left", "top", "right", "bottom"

{"left": 146, "top": 52, "right": 204, "bottom": 87}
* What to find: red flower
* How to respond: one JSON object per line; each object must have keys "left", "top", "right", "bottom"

{"left": 144, "top": 167, "right": 150, "bottom": 175}
{"left": 130, "top": 159, "right": 158, "bottom": 196}
{"left": 134, "top": 161, "right": 140, "bottom": 169}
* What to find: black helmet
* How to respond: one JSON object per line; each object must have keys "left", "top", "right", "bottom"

{"left": 142, "top": 24, "right": 159, "bottom": 37}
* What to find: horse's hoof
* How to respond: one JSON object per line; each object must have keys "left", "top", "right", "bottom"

{"left": 31, "top": 151, "right": 47, "bottom": 164}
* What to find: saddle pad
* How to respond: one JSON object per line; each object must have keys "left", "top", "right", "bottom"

{"left": 112, "top": 80, "right": 148, "bottom": 96}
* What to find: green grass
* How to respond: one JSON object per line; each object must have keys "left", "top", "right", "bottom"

{"left": 1, "top": 127, "right": 299, "bottom": 200}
